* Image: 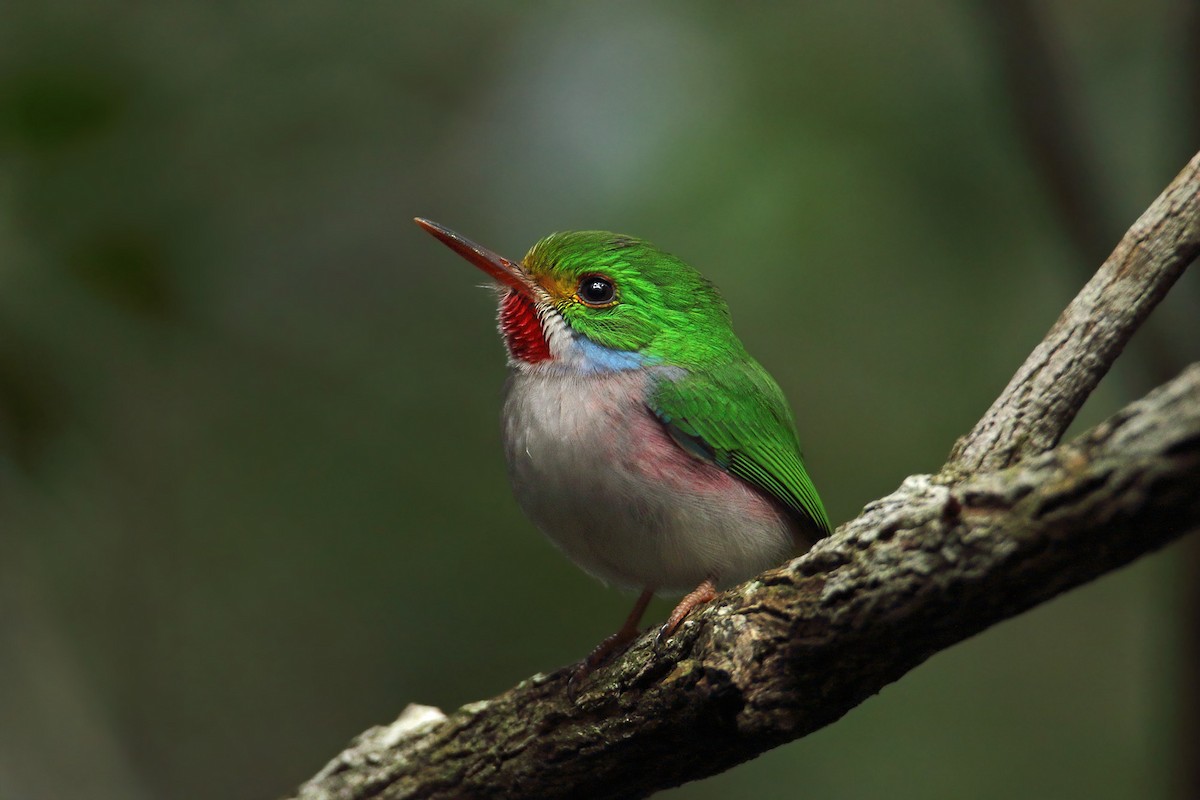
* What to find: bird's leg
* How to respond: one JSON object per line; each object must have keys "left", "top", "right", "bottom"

{"left": 569, "top": 588, "right": 654, "bottom": 694}
{"left": 584, "top": 587, "right": 654, "bottom": 668}
{"left": 657, "top": 576, "right": 718, "bottom": 642}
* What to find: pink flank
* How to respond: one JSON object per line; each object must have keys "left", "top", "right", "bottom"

{"left": 622, "top": 398, "right": 787, "bottom": 527}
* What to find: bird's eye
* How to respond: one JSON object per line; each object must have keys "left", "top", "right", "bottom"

{"left": 578, "top": 275, "right": 616, "bottom": 306}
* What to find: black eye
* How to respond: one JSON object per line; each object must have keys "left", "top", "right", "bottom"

{"left": 578, "top": 275, "right": 616, "bottom": 306}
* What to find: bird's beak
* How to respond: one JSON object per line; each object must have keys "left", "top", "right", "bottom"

{"left": 414, "top": 218, "right": 534, "bottom": 296}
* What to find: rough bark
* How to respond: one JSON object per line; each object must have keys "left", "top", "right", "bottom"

{"left": 287, "top": 152, "right": 1200, "bottom": 800}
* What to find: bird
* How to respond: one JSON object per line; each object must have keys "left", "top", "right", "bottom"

{"left": 414, "top": 217, "right": 831, "bottom": 677}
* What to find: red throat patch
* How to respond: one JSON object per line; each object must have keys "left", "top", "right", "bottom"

{"left": 498, "top": 291, "right": 553, "bottom": 363}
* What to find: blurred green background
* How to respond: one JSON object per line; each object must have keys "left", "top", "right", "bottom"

{"left": 1, "top": 2, "right": 1198, "bottom": 798}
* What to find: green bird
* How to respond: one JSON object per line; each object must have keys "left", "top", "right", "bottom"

{"left": 416, "top": 218, "right": 831, "bottom": 671}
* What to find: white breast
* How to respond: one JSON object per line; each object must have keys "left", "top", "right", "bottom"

{"left": 501, "top": 367, "right": 799, "bottom": 593}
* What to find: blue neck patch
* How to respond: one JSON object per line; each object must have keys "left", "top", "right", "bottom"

{"left": 571, "top": 335, "right": 654, "bottom": 373}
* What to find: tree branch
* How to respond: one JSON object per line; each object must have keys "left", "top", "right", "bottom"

{"left": 287, "top": 152, "right": 1200, "bottom": 800}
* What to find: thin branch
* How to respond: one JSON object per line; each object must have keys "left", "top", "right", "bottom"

{"left": 287, "top": 151, "right": 1200, "bottom": 799}
{"left": 948, "top": 150, "right": 1200, "bottom": 473}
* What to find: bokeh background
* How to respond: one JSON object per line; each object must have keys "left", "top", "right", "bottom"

{"left": 2, "top": 2, "right": 1198, "bottom": 798}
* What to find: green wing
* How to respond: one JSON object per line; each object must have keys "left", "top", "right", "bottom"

{"left": 648, "top": 361, "right": 832, "bottom": 538}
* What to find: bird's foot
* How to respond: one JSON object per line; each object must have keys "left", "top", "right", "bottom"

{"left": 567, "top": 588, "right": 655, "bottom": 700}
{"left": 567, "top": 628, "right": 638, "bottom": 697}
{"left": 655, "top": 577, "right": 718, "bottom": 645}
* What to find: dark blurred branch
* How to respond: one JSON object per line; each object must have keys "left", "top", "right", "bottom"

{"left": 1181, "top": 0, "right": 1200, "bottom": 168}
{"left": 979, "top": 1, "right": 1194, "bottom": 384}
{"left": 980, "top": 0, "right": 1112, "bottom": 265}
{"left": 287, "top": 152, "right": 1200, "bottom": 800}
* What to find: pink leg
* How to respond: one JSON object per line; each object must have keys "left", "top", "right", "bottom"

{"left": 659, "top": 577, "right": 718, "bottom": 640}
{"left": 569, "top": 588, "right": 654, "bottom": 693}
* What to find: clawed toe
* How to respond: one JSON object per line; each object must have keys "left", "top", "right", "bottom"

{"left": 568, "top": 631, "right": 634, "bottom": 699}
{"left": 658, "top": 577, "right": 717, "bottom": 645}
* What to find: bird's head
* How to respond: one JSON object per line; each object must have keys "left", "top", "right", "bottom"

{"left": 415, "top": 218, "right": 740, "bottom": 373}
